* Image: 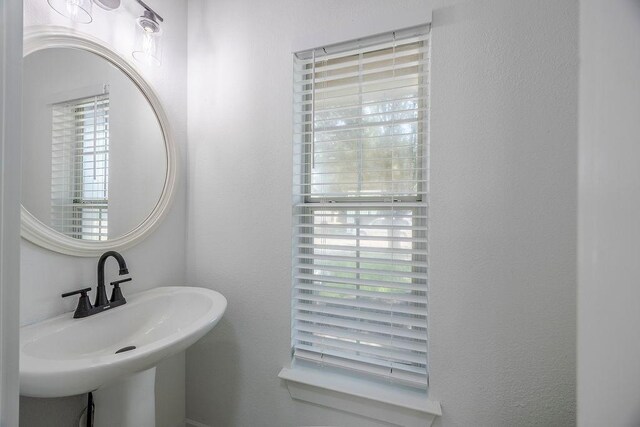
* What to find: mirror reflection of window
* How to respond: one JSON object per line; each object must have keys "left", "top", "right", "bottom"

{"left": 51, "top": 93, "right": 110, "bottom": 240}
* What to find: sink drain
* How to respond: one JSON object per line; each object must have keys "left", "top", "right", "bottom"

{"left": 115, "top": 345, "right": 136, "bottom": 354}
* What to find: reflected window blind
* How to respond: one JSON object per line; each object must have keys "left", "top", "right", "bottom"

{"left": 292, "top": 25, "right": 430, "bottom": 389}
{"left": 51, "top": 93, "right": 109, "bottom": 241}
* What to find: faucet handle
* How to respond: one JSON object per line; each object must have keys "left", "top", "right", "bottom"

{"left": 110, "top": 278, "right": 131, "bottom": 287}
{"left": 61, "top": 287, "right": 92, "bottom": 298}
{"left": 109, "top": 278, "right": 131, "bottom": 304}
{"left": 61, "top": 287, "right": 93, "bottom": 318}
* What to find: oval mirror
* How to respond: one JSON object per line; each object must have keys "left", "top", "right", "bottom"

{"left": 21, "top": 30, "right": 177, "bottom": 256}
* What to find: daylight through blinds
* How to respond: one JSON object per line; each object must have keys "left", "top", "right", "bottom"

{"left": 51, "top": 93, "right": 109, "bottom": 241}
{"left": 292, "top": 26, "right": 430, "bottom": 388}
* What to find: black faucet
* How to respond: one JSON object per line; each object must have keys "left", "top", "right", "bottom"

{"left": 62, "top": 251, "right": 132, "bottom": 318}
{"left": 95, "top": 251, "right": 129, "bottom": 307}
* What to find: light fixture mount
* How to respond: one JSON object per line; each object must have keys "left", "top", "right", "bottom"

{"left": 134, "top": 0, "right": 163, "bottom": 23}
{"left": 93, "top": 0, "right": 120, "bottom": 11}
{"left": 136, "top": 10, "right": 161, "bottom": 34}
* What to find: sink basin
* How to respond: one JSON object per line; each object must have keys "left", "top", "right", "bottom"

{"left": 20, "top": 286, "right": 227, "bottom": 398}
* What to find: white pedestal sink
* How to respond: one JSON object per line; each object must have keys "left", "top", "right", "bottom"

{"left": 20, "top": 286, "right": 227, "bottom": 425}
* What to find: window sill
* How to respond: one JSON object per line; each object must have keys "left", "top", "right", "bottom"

{"left": 278, "top": 364, "right": 441, "bottom": 427}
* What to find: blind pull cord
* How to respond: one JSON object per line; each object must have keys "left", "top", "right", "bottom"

{"left": 310, "top": 49, "right": 316, "bottom": 170}
{"left": 93, "top": 97, "right": 97, "bottom": 180}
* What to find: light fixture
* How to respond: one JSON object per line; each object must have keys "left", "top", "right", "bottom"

{"left": 47, "top": 0, "right": 93, "bottom": 24}
{"left": 132, "top": 1, "right": 164, "bottom": 67}
{"left": 47, "top": 0, "right": 165, "bottom": 67}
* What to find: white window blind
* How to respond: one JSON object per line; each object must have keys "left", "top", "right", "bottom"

{"left": 292, "top": 25, "right": 430, "bottom": 389}
{"left": 51, "top": 93, "right": 109, "bottom": 241}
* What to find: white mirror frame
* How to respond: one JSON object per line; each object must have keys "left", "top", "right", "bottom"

{"left": 21, "top": 27, "right": 178, "bottom": 257}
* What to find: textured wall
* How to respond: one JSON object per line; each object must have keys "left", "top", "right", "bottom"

{"left": 428, "top": 1, "right": 577, "bottom": 425}
{"left": 20, "top": 0, "right": 188, "bottom": 426}
{"left": 185, "top": 0, "right": 577, "bottom": 426}
{"left": 577, "top": 1, "right": 640, "bottom": 425}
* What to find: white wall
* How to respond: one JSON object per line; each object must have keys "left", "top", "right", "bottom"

{"left": 185, "top": 0, "right": 577, "bottom": 426}
{"left": 428, "top": 1, "right": 577, "bottom": 425}
{"left": 20, "top": 1, "right": 188, "bottom": 426}
{"left": 577, "top": 1, "right": 640, "bottom": 426}
{"left": 0, "top": 0, "right": 23, "bottom": 425}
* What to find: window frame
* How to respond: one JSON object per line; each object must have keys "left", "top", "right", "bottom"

{"left": 290, "top": 25, "right": 431, "bottom": 390}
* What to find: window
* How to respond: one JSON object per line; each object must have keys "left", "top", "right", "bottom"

{"left": 51, "top": 93, "right": 109, "bottom": 240}
{"left": 291, "top": 26, "right": 430, "bottom": 389}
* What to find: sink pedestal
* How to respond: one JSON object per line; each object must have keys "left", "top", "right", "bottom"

{"left": 93, "top": 367, "right": 156, "bottom": 427}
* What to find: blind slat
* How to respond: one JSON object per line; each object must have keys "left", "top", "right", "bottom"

{"left": 295, "top": 313, "right": 426, "bottom": 344}
{"left": 294, "top": 283, "right": 427, "bottom": 304}
{"left": 293, "top": 302, "right": 427, "bottom": 328}
{"left": 293, "top": 293, "right": 426, "bottom": 316}
{"left": 295, "top": 263, "right": 427, "bottom": 281}
{"left": 294, "top": 332, "right": 426, "bottom": 364}
{"left": 295, "top": 253, "right": 428, "bottom": 268}
{"left": 295, "top": 272, "right": 426, "bottom": 292}
{"left": 295, "top": 45, "right": 428, "bottom": 75}
{"left": 296, "top": 242, "right": 428, "bottom": 256}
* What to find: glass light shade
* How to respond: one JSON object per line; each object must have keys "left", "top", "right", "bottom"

{"left": 47, "top": 0, "right": 93, "bottom": 23}
{"left": 132, "top": 24, "right": 162, "bottom": 67}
